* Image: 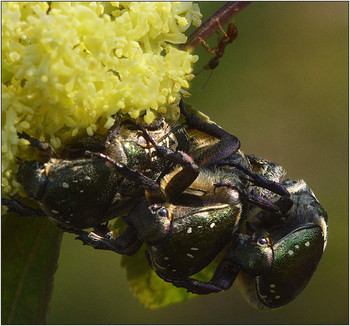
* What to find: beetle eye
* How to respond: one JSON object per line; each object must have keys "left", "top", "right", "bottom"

{"left": 158, "top": 207, "right": 168, "bottom": 218}
{"left": 150, "top": 204, "right": 160, "bottom": 212}
{"left": 258, "top": 238, "right": 268, "bottom": 246}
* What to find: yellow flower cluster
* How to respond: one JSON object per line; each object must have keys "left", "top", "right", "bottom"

{"left": 2, "top": 2, "right": 201, "bottom": 195}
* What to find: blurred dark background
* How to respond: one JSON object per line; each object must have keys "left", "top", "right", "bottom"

{"left": 48, "top": 2, "right": 348, "bottom": 324}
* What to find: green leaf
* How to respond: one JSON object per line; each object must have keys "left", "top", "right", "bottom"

{"left": 121, "top": 247, "right": 224, "bottom": 309}
{"left": 121, "top": 245, "right": 195, "bottom": 309}
{"left": 109, "top": 217, "right": 223, "bottom": 309}
{"left": 2, "top": 213, "right": 63, "bottom": 324}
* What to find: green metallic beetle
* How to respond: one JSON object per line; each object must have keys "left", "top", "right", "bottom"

{"left": 3, "top": 100, "right": 244, "bottom": 231}
{"left": 72, "top": 153, "right": 295, "bottom": 297}
{"left": 231, "top": 178, "right": 328, "bottom": 309}
{"left": 153, "top": 164, "right": 327, "bottom": 310}
{"left": 2, "top": 117, "right": 192, "bottom": 229}
{"left": 73, "top": 150, "right": 276, "bottom": 273}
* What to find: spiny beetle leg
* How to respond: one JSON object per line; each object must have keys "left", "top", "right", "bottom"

{"left": 84, "top": 151, "right": 160, "bottom": 193}
{"left": 74, "top": 225, "right": 142, "bottom": 256}
{"left": 155, "top": 259, "right": 240, "bottom": 295}
{"left": 214, "top": 183, "right": 280, "bottom": 213}
{"left": 179, "top": 99, "right": 240, "bottom": 166}
{"left": 217, "top": 160, "right": 290, "bottom": 197}
{"left": 217, "top": 160, "right": 294, "bottom": 214}
{"left": 17, "top": 131, "right": 58, "bottom": 158}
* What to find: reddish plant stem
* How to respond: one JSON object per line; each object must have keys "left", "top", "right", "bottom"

{"left": 180, "top": 2, "right": 252, "bottom": 52}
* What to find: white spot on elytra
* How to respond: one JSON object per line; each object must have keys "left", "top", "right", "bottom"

{"left": 186, "top": 253, "right": 194, "bottom": 258}
{"left": 210, "top": 222, "right": 215, "bottom": 228}
{"left": 305, "top": 241, "right": 310, "bottom": 247}
{"left": 187, "top": 227, "right": 192, "bottom": 233}
{"left": 62, "top": 182, "right": 69, "bottom": 188}
{"left": 288, "top": 250, "right": 294, "bottom": 256}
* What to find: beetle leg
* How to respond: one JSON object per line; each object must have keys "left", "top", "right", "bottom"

{"left": 84, "top": 151, "right": 160, "bottom": 194}
{"left": 17, "top": 131, "right": 58, "bottom": 158}
{"left": 179, "top": 99, "right": 240, "bottom": 166}
{"left": 132, "top": 125, "right": 200, "bottom": 201}
{"left": 154, "top": 259, "right": 240, "bottom": 295}
{"left": 217, "top": 161, "right": 290, "bottom": 196}
{"left": 214, "top": 183, "right": 280, "bottom": 213}
{"left": 137, "top": 124, "right": 199, "bottom": 173}
{"left": 216, "top": 161, "right": 293, "bottom": 214}
{"left": 74, "top": 225, "right": 142, "bottom": 256}
{"left": 2, "top": 197, "right": 45, "bottom": 217}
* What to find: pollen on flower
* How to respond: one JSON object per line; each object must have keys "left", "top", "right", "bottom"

{"left": 1, "top": 1, "right": 202, "bottom": 195}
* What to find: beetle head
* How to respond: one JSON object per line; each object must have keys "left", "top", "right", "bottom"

{"left": 17, "top": 161, "right": 46, "bottom": 200}
{"left": 235, "top": 179, "right": 328, "bottom": 310}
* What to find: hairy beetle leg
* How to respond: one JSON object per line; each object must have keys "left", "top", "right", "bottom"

{"left": 179, "top": 99, "right": 240, "bottom": 166}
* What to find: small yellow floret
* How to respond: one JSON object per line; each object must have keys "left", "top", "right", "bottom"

{"left": 2, "top": 1, "right": 202, "bottom": 195}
